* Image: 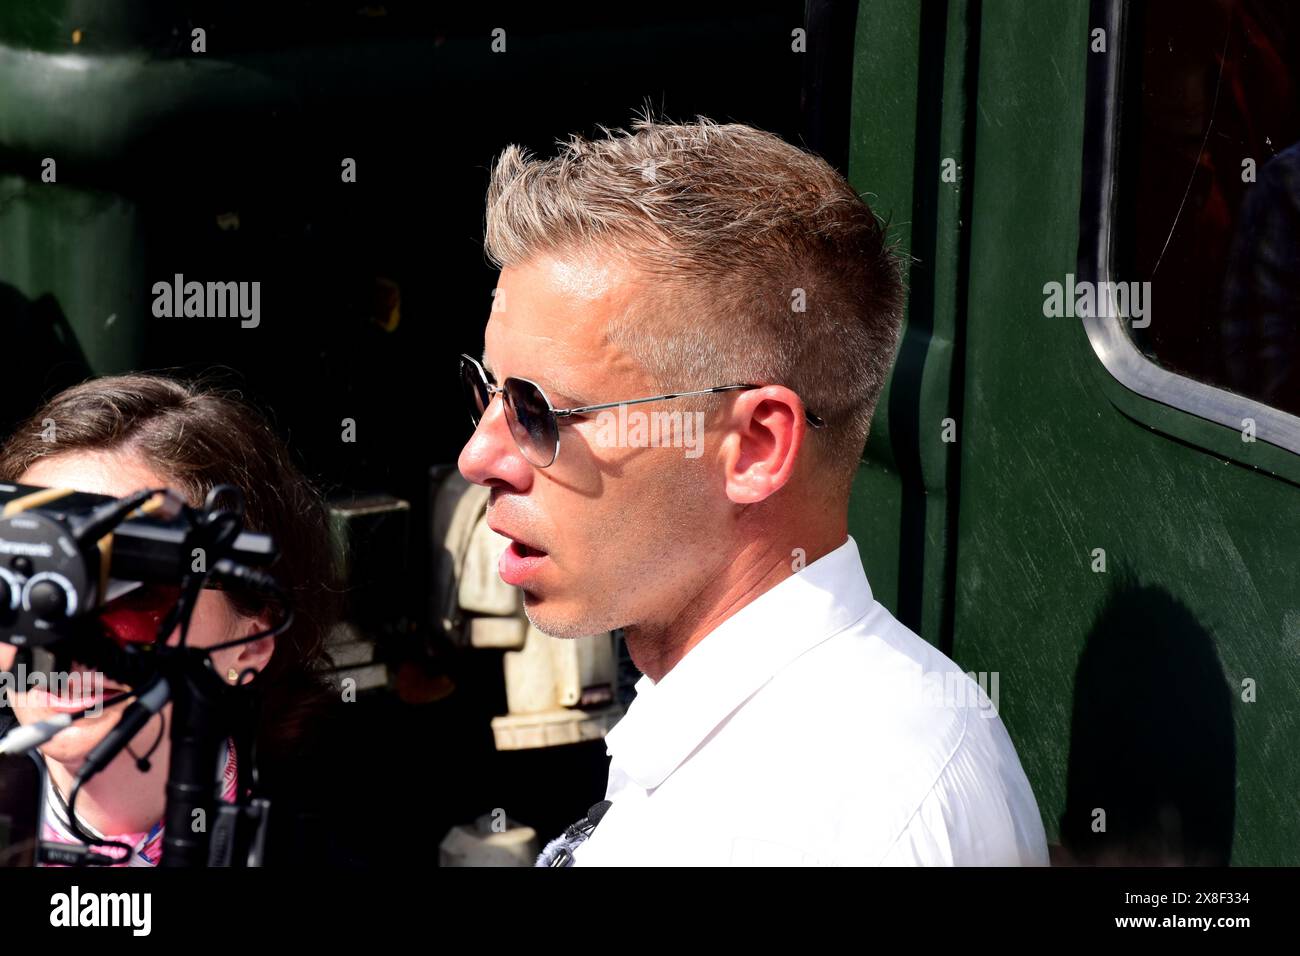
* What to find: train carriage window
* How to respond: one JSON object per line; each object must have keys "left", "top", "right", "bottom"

{"left": 1117, "top": 0, "right": 1300, "bottom": 420}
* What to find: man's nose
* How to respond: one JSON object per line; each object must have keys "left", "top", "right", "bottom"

{"left": 457, "top": 394, "right": 533, "bottom": 490}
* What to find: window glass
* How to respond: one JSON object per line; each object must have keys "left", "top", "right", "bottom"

{"left": 1120, "top": 0, "right": 1300, "bottom": 418}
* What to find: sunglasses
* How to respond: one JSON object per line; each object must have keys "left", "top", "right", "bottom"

{"left": 460, "top": 353, "right": 825, "bottom": 468}
{"left": 97, "top": 583, "right": 183, "bottom": 646}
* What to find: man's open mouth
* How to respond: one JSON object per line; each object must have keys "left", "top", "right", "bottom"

{"left": 499, "top": 537, "right": 549, "bottom": 587}
{"left": 509, "top": 540, "right": 547, "bottom": 559}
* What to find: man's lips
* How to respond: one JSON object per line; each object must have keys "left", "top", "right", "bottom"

{"left": 488, "top": 521, "right": 550, "bottom": 587}
{"left": 487, "top": 520, "right": 547, "bottom": 556}
{"left": 498, "top": 541, "right": 548, "bottom": 587}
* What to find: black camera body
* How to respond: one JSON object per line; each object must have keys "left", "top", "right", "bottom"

{"left": 0, "top": 482, "right": 275, "bottom": 649}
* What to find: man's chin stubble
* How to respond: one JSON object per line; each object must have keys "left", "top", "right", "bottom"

{"left": 522, "top": 601, "right": 623, "bottom": 641}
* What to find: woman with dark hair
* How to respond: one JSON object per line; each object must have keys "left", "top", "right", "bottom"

{"left": 0, "top": 373, "right": 355, "bottom": 866}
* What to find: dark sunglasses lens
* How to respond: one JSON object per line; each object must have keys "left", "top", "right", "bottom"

{"left": 460, "top": 359, "right": 489, "bottom": 426}
{"left": 505, "top": 379, "right": 557, "bottom": 467}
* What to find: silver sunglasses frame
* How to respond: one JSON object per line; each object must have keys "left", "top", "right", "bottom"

{"left": 460, "top": 353, "right": 825, "bottom": 468}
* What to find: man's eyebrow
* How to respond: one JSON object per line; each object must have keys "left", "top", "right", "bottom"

{"left": 537, "top": 377, "right": 587, "bottom": 408}
{"left": 481, "top": 353, "right": 586, "bottom": 405}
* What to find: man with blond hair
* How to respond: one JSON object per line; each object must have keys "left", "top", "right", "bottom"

{"left": 457, "top": 116, "right": 1048, "bottom": 866}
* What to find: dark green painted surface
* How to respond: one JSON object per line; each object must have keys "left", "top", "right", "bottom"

{"left": 962, "top": 0, "right": 1298, "bottom": 865}
{"left": 852, "top": 0, "right": 1298, "bottom": 864}
{"left": 848, "top": 0, "right": 921, "bottom": 620}
{"left": 850, "top": 0, "right": 978, "bottom": 655}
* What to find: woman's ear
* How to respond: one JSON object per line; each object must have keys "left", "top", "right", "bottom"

{"left": 224, "top": 611, "right": 276, "bottom": 683}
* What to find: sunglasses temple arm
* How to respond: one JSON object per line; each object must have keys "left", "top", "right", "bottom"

{"left": 558, "top": 386, "right": 824, "bottom": 427}
{"left": 556, "top": 385, "right": 756, "bottom": 419}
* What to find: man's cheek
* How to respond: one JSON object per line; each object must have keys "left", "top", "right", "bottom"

{"left": 0, "top": 645, "right": 14, "bottom": 670}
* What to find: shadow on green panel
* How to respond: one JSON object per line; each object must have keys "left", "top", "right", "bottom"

{"left": 1056, "top": 581, "right": 1236, "bottom": 866}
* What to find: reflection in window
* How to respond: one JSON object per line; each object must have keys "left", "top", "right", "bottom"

{"left": 1120, "top": 0, "right": 1300, "bottom": 418}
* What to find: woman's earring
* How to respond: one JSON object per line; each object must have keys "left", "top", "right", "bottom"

{"left": 227, "top": 668, "right": 239, "bottom": 684}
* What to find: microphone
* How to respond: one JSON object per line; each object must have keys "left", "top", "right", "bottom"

{"left": 586, "top": 800, "right": 611, "bottom": 828}
{"left": 0, "top": 689, "right": 137, "bottom": 756}
{"left": 75, "top": 677, "right": 170, "bottom": 784}
{"left": 0, "top": 714, "right": 74, "bottom": 755}
{"left": 537, "top": 800, "right": 613, "bottom": 867}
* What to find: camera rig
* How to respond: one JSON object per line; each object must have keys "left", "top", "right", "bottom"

{"left": 0, "top": 481, "right": 288, "bottom": 867}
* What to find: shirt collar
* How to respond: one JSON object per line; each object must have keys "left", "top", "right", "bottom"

{"left": 605, "top": 535, "right": 874, "bottom": 791}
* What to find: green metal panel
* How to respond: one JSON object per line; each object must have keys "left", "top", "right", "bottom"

{"left": 951, "top": 0, "right": 1094, "bottom": 860}
{"left": 848, "top": 0, "right": 921, "bottom": 620}
{"left": 0, "top": 178, "right": 145, "bottom": 371}
{"left": 849, "top": 0, "right": 976, "bottom": 650}
{"left": 852, "top": 0, "right": 1299, "bottom": 864}
{"left": 954, "top": 0, "right": 1299, "bottom": 864}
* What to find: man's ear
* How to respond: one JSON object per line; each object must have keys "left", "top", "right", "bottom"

{"left": 721, "top": 385, "right": 809, "bottom": 505}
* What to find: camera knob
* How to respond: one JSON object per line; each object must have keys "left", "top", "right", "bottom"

{"left": 28, "top": 579, "right": 69, "bottom": 621}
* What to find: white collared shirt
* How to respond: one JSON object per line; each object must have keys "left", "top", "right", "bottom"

{"left": 571, "top": 536, "right": 1049, "bottom": 866}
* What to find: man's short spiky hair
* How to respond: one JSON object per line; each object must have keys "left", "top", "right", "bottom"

{"left": 484, "top": 115, "right": 905, "bottom": 491}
